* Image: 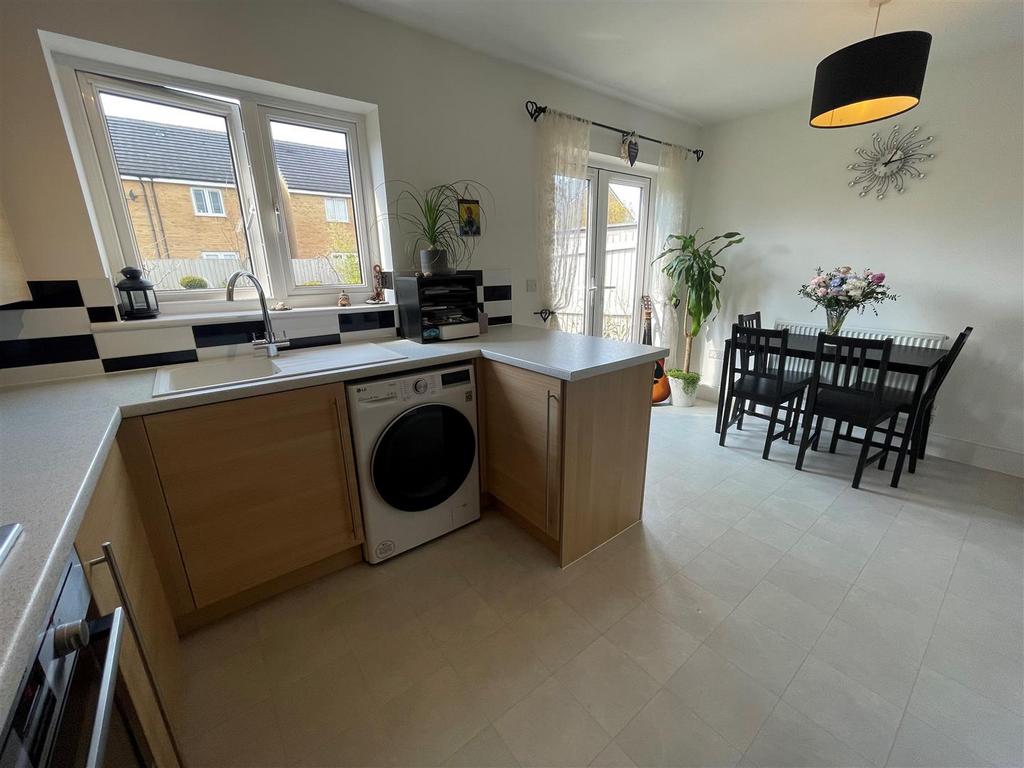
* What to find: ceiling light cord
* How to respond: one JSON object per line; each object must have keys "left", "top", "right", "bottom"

{"left": 873, "top": 3, "right": 882, "bottom": 37}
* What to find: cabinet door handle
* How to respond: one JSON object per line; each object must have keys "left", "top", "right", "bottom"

{"left": 89, "top": 541, "right": 185, "bottom": 767}
{"left": 544, "top": 391, "right": 559, "bottom": 534}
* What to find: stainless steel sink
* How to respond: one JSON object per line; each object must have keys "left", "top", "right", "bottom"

{"left": 153, "top": 356, "right": 281, "bottom": 397}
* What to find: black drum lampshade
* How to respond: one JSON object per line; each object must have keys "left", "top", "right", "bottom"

{"left": 810, "top": 31, "right": 932, "bottom": 129}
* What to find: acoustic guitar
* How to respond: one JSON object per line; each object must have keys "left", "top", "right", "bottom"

{"left": 641, "top": 295, "right": 670, "bottom": 404}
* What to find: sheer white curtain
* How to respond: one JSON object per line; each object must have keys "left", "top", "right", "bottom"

{"left": 0, "top": 197, "right": 29, "bottom": 305}
{"left": 650, "top": 143, "right": 688, "bottom": 366}
{"left": 535, "top": 110, "right": 590, "bottom": 331}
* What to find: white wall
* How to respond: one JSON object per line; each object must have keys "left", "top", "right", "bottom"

{"left": 0, "top": 0, "right": 699, "bottom": 327}
{"left": 690, "top": 46, "right": 1024, "bottom": 475}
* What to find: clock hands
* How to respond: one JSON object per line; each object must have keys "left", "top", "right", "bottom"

{"left": 882, "top": 150, "right": 901, "bottom": 166}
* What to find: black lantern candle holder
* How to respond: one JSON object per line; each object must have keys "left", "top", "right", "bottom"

{"left": 115, "top": 266, "right": 160, "bottom": 320}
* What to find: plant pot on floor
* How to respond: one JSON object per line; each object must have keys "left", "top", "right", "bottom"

{"left": 419, "top": 248, "right": 454, "bottom": 275}
{"left": 667, "top": 370, "right": 699, "bottom": 407}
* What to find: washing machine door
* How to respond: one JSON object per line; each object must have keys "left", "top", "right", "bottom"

{"left": 371, "top": 403, "right": 476, "bottom": 512}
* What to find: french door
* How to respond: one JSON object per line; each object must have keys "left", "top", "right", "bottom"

{"left": 562, "top": 168, "right": 651, "bottom": 342}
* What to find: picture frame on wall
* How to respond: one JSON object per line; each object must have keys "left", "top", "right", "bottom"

{"left": 458, "top": 199, "right": 481, "bottom": 236}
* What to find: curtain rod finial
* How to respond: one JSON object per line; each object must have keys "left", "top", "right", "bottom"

{"left": 693, "top": 149, "right": 704, "bottom": 162}
{"left": 525, "top": 100, "right": 547, "bottom": 122}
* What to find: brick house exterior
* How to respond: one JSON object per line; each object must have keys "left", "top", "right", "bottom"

{"left": 107, "top": 116, "right": 359, "bottom": 288}
{"left": 119, "top": 180, "right": 355, "bottom": 261}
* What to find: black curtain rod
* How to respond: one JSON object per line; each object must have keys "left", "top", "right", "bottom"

{"left": 524, "top": 100, "right": 703, "bottom": 162}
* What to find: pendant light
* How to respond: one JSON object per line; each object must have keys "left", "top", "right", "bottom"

{"left": 810, "top": 0, "right": 931, "bottom": 129}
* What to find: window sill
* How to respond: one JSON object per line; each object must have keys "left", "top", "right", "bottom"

{"left": 90, "top": 302, "right": 395, "bottom": 332}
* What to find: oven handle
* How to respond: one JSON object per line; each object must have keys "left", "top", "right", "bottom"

{"left": 88, "top": 542, "right": 185, "bottom": 766}
{"left": 86, "top": 606, "right": 126, "bottom": 768}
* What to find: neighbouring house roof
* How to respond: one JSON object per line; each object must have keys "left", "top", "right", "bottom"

{"left": 106, "top": 116, "right": 352, "bottom": 196}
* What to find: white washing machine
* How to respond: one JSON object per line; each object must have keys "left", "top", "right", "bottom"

{"left": 347, "top": 364, "right": 480, "bottom": 563}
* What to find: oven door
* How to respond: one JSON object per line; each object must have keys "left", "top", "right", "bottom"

{"left": 2, "top": 607, "right": 146, "bottom": 768}
{"left": 49, "top": 607, "right": 146, "bottom": 768}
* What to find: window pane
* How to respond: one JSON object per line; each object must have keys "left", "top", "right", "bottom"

{"left": 551, "top": 175, "right": 590, "bottom": 335}
{"left": 269, "top": 120, "right": 363, "bottom": 287}
{"left": 100, "top": 92, "right": 253, "bottom": 291}
{"left": 191, "top": 187, "right": 208, "bottom": 214}
{"left": 601, "top": 182, "right": 642, "bottom": 342}
{"left": 324, "top": 197, "right": 349, "bottom": 223}
{"left": 209, "top": 189, "right": 224, "bottom": 215}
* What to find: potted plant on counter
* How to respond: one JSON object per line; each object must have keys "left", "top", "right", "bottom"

{"left": 666, "top": 369, "right": 700, "bottom": 407}
{"left": 655, "top": 228, "right": 744, "bottom": 392}
{"left": 385, "top": 181, "right": 489, "bottom": 274}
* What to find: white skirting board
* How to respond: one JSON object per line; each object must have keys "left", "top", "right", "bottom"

{"left": 924, "top": 432, "right": 1024, "bottom": 479}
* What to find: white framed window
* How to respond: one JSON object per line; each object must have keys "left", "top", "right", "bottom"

{"left": 53, "top": 51, "right": 381, "bottom": 308}
{"left": 191, "top": 187, "right": 225, "bottom": 217}
{"left": 324, "top": 197, "right": 350, "bottom": 223}
{"left": 256, "top": 107, "right": 370, "bottom": 294}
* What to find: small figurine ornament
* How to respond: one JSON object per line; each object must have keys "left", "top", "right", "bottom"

{"left": 269, "top": 301, "right": 291, "bottom": 311}
{"left": 336, "top": 291, "right": 351, "bottom": 307}
{"left": 366, "top": 264, "right": 387, "bottom": 304}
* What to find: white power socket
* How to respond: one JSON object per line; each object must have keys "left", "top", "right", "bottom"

{"left": 525, "top": 279, "right": 537, "bottom": 293}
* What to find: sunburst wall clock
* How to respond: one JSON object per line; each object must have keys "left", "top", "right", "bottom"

{"left": 847, "top": 124, "right": 935, "bottom": 199}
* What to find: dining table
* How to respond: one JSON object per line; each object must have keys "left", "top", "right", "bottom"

{"left": 714, "top": 331, "right": 950, "bottom": 485}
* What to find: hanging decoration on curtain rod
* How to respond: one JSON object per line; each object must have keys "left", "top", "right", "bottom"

{"left": 810, "top": 0, "right": 932, "bottom": 129}
{"left": 620, "top": 132, "right": 640, "bottom": 166}
{"left": 524, "top": 101, "right": 703, "bottom": 162}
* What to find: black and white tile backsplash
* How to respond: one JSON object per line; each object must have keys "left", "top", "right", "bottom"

{"left": 0, "top": 269, "right": 513, "bottom": 386}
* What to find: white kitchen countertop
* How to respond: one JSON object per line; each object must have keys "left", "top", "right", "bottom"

{"left": 0, "top": 324, "right": 667, "bottom": 716}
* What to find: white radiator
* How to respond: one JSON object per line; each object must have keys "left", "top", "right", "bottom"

{"left": 774, "top": 320, "right": 948, "bottom": 390}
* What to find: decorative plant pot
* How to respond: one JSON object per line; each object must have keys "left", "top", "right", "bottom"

{"left": 419, "top": 249, "right": 454, "bottom": 275}
{"left": 669, "top": 377, "right": 698, "bottom": 407}
{"left": 825, "top": 306, "right": 850, "bottom": 335}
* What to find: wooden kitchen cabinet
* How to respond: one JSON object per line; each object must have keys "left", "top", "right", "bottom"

{"left": 75, "top": 424, "right": 182, "bottom": 767}
{"left": 481, "top": 361, "right": 563, "bottom": 542}
{"left": 481, "top": 359, "right": 653, "bottom": 565}
{"left": 143, "top": 383, "right": 363, "bottom": 608}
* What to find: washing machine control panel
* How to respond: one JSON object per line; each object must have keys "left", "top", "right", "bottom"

{"left": 351, "top": 366, "right": 474, "bottom": 404}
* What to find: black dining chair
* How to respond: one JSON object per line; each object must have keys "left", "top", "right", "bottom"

{"left": 795, "top": 333, "right": 910, "bottom": 488}
{"left": 909, "top": 327, "right": 972, "bottom": 469}
{"left": 737, "top": 312, "right": 763, "bottom": 416}
{"left": 720, "top": 325, "right": 810, "bottom": 460}
{"left": 825, "top": 327, "right": 973, "bottom": 483}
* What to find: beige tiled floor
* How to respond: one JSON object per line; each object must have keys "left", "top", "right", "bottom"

{"left": 179, "top": 403, "right": 1024, "bottom": 767}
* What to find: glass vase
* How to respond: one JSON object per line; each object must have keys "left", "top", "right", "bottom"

{"left": 825, "top": 306, "right": 849, "bottom": 335}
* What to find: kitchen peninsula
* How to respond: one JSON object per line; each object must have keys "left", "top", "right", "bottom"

{"left": 0, "top": 323, "right": 666, "bottom": 754}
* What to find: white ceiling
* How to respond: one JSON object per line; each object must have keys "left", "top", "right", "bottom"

{"left": 344, "top": 0, "right": 1023, "bottom": 125}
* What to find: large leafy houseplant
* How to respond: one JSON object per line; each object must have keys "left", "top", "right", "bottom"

{"left": 655, "top": 228, "right": 744, "bottom": 372}
{"left": 385, "top": 181, "right": 488, "bottom": 273}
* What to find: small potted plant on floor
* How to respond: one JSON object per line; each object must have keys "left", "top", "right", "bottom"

{"left": 666, "top": 369, "right": 700, "bottom": 407}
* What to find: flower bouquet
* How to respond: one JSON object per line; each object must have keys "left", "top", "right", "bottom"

{"left": 798, "top": 266, "right": 897, "bottom": 335}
